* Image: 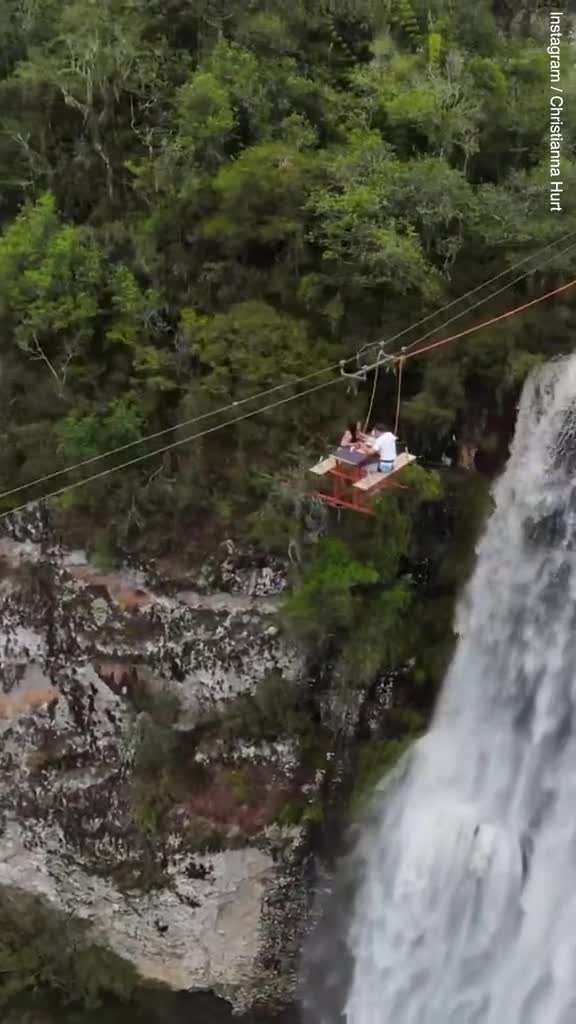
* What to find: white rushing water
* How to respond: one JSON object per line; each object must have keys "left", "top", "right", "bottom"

{"left": 346, "top": 356, "right": 576, "bottom": 1024}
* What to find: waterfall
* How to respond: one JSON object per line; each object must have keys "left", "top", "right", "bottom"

{"left": 316, "top": 356, "right": 576, "bottom": 1024}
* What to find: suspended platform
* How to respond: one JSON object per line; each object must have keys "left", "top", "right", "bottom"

{"left": 310, "top": 447, "right": 416, "bottom": 515}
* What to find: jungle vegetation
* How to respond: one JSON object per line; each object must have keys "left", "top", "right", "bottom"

{"left": 0, "top": 0, "right": 575, "bottom": 552}
{"left": 0, "top": 0, "right": 574, "bottom": 676}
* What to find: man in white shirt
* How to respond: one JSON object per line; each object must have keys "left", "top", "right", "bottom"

{"left": 358, "top": 423, "right": 397, "bottom": 475}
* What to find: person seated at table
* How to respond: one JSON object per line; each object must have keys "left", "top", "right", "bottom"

{"left": 340, "top": 421, "right": 359, "bottom": 447}
{"left": 357, "top": 423, "right": 397, "bottom": 474}
{"left": 340, "top": 421, "right": 366, "bottom": 449}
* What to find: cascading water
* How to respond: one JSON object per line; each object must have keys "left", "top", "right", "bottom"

{"left": 318, "top": 356, "right": 576, "bottom": 1024}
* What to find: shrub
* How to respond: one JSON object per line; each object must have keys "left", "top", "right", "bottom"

{"left": 217, "top": 672, "right": 310, "bottom": 742}
{"left": 280, "top": 537, "right": 379, "bottom": 649}
{"left": 0, "top": 889, "right": 138, "bottom": 1011}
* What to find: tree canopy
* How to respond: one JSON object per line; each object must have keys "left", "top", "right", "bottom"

{"left": 0, "top": 0, "right": 574, "bottom": 540}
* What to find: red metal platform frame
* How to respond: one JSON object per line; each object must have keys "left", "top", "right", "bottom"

{"left": 314, "top": 458, "right": 406, "bottom": 515}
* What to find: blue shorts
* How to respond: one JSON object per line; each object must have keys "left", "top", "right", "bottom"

{"left": 364, "top": 460, "right": 394, "bottom": 475}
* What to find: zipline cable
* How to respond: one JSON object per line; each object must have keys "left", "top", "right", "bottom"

{"left": 370, "top": 235, "right": 576, "bottom": 365}
{"left": 0, "top": 376, "right": 342, "bottom": 521}
{"left": 353, "top": 235, "right": 576, "bottom": 378}
{"left": 356, "top": 227, "right": 576, "bottom": 361}
{"left": 393, "top": 359, "right": 404, "bottom": 436}
{"left": 363, "top": 361, "right": 380, "bottom": 431}
{"left": 0, "top": 366, "right": 340, "bottom": 501}
{"left": 399, "top": 275, "right": 576, "bottom": 364}
{"left": 3, "top": 273, "right": 576, "bottom": 519}
{"left": 2, "top": 229, "right": 576, "bottom": 505}
{"left": 4, "top": 271, "right": 576, "bottom": 520}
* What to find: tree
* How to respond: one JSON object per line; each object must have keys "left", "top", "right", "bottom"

{"left": 281, "top": 536, "right": 380, "bottom": 648}
{"left": 0, "top": 888, "right": 137, "bottom": 1010}
{"left": 0, "top": 0, "right": 573, "bottom": 549}
{"left": 181, "top": 299, "right": 331, "bottom": 398}
{"left": 0, "top": 192, "right": 102, "bottom": 390}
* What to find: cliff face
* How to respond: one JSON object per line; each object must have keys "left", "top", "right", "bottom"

{"left": 0, "top": 513, "right": 309, "bottom": 1009}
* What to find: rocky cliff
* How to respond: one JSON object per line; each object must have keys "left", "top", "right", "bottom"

{"left": 0, "top": 511, "right": 312, "bottom": 1009}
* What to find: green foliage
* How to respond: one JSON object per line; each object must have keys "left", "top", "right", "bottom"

{"left": 506, "top": 350, "right": 545, "bottom": 388}
{"left": 0, "top": 4, "right": 564, "bottom": 750}
{"left": 130, "top": 772, "right": 175, "bottom": 837}
{"left": 175, "top": 72, "right": 235, "bottom": 169}
{"left": 399, "top": 463, "right": 442, "bottom": 502}
{"left": 57, "top": 395, "right": 146, "bottom": 462}
{"left": 281, "top": 462, "right": 443, "bottom": 694}
{"left": 247, "top": 458, "right": 327, "bottom": 554}
{"left": 202, "top": 141, "right": 314, "bottom": 253}
{"left": 89, "top": 533, "right": 119, "bottom": 570}
{"left": 276, "top": 795, "right": 324, "bottom": 825}
{"left": 106, "top": 266, "right": 174, "bottom": 387}
{"left": 201, "top": 39, "right": 269, "bottom": 140}
{"left": 403, "top": 360, "right": 466, "bottom": 444}
{"left": 222, "top": 767, "right": 256, "bottom": 805}
{"left": 427, "top": 31, "right": 442, "bottom": 65}
{"left": 216, "top": 672, "right": 311, "bottom": 743}
{"left": 350, "top": 734, "right": 416, "bottom": 813}
{"left": 392, "top": 0, "right": 421, "bottom": 44}
{"left": 281, "top": 536, "right": 379, "bottom": 647}
{"left": 308, "top": 134, "right": 445, "bottom": 302}
{"left": 0, "top": 0, "right": 573, "bottom": 642}
{"left": 438, "top": 471, "right": 494, "bottom": 589}
{"left": 129, "top": 710, "right": 180, "bottom": 837}
{"left": 181, "top": 300, "right": 325, "bottom": 398}
{"left": 339, "top": 583, "right": 413, "bottom": 687}
{"left": 133, "top": 713, "right": 177, "bottom": 777}
{"left": 0, "top": 192, "right": 101, "bottom": 358}
{"left": 0, "top": 888, "right": 138, "bottom": 1011}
